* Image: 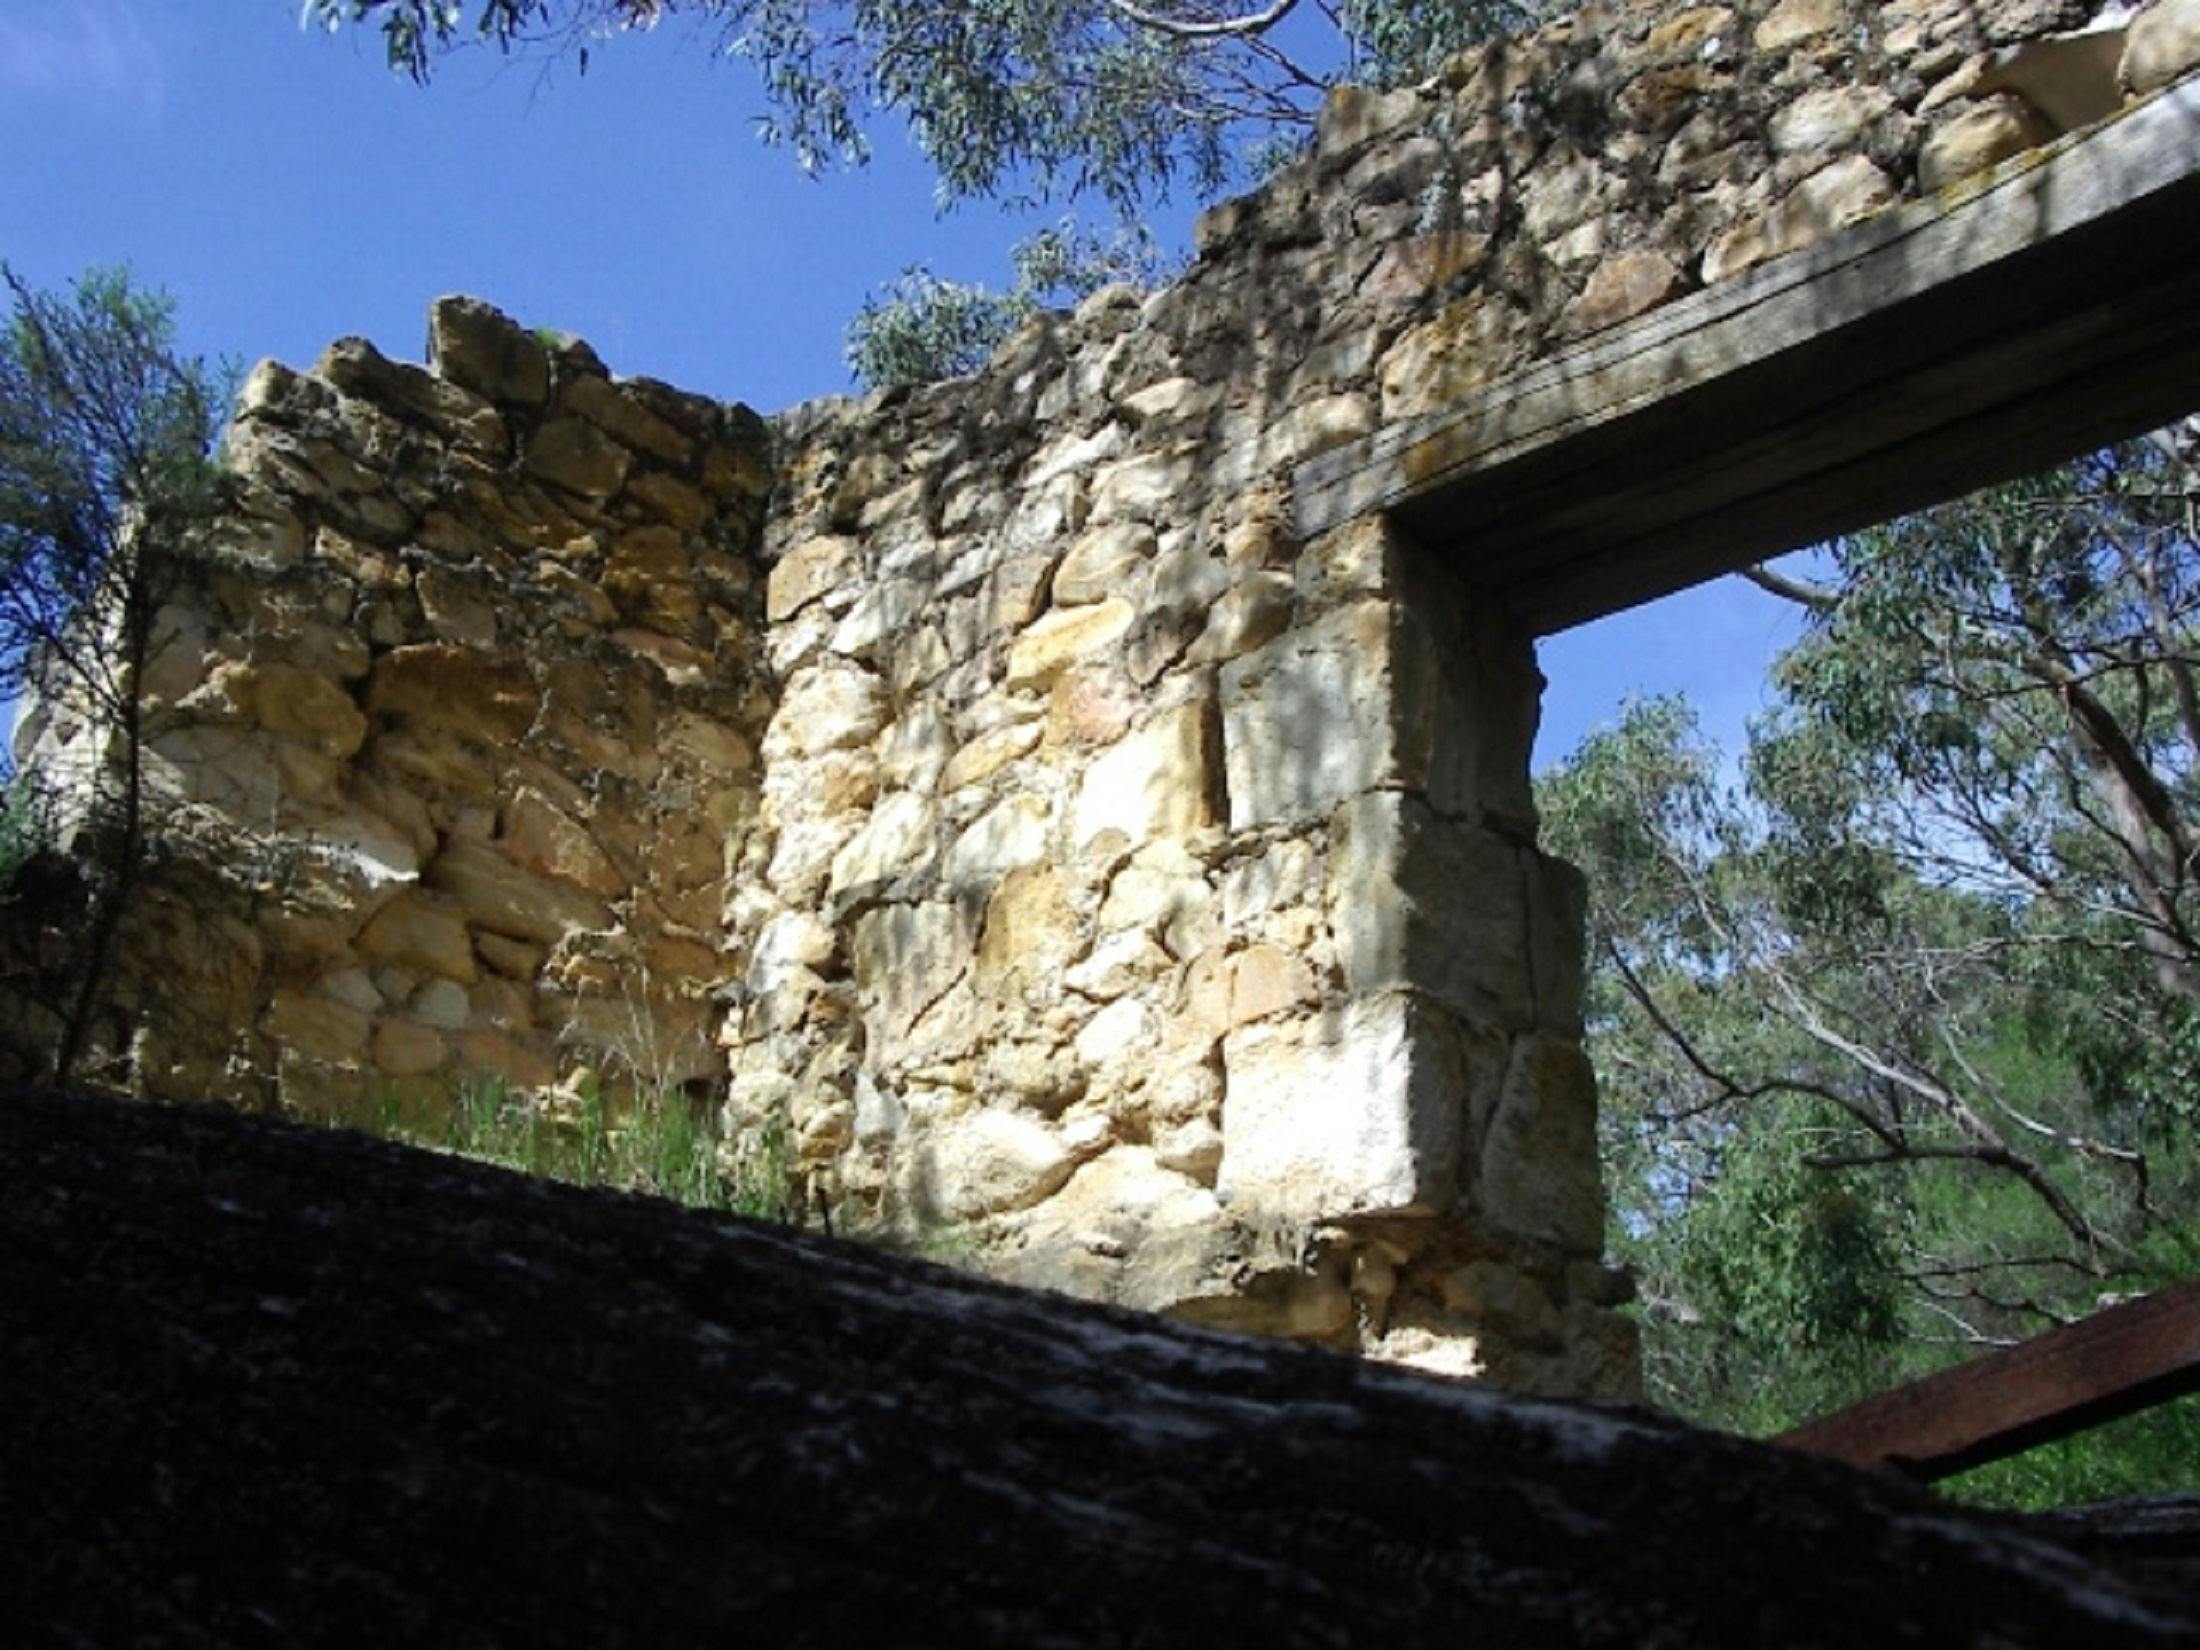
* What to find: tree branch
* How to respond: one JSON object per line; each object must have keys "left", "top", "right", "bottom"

{"left": 1739, "top": 562, "right": 1839, "bottom": 611}
{"left": 1102, "top": 0, "right": 1299, "bottom": 40}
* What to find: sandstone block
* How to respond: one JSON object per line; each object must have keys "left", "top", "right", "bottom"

{"left": 1522, "top": 155, "right": 1610, "bottom": 243}
{"left": 1917, "top": 92, "right": 2057, "bottom": 192}
{"left": 925, "top": 1108, "right": 1080, "bottom": 1221}
{"left": 603, "top": 526, "right": 702, "bottom": 638}
{"left": 976, "top": 867, "right": 1083, "bottom": 998}
{"left": 999, "top": 471, "right": 1088, "bottom": 553}
{"left": 766, "top": 666, "right": 888, "bottom": 760}
{"left": 831, "top": 579, "right": 925, "bottom": 661}
{"left": 1071, "top": 700, "right": 1220, "bottom": 849}
{"left": 1228, "top": 944, "right": 1317, "bottom": 1028}
{"left": 1090, "top": 451, "right": 1195, "bottom": 525}
{"left": 368, "top": 646, "right": 538, "bottom": 746}
{"left": 944, "top": 795, "right": 1052, "bottom": 889}
{"left": 416, "top": 569, "right": 500, "bottom": 649}
{"left": 1223, "top": 602, "right": 1470, "bottom": 831}
{"left": 663, "top": 714, "right": 755, "bottom": 777}
{"left": 872, "top": 705, "right": 950, "bottom": 795}
{"left": 1046, "top": 669, "right": 1140, "bottom": 750}
{"left": 1642, "top": 5, "right": 1735, "bottom": 62}
{"left": 1054, "top": 522, "right": 1156, "bottom": 606}
{"left": 409, "top": 978, "right": 473, "bottom": 1032}
{"left": 852, "top": 901, "right": 977, "bottom": 1056}
{"left": 1185, "top": 573, "right": 1295, "bottom": 666}
{"left": 1702, "top": 156, "right": 1898, "bottom": 284}
{"left": 1024, "top": 422, "right": 1126, "bottom": 490}
{"left": 987, "top": 555, "right": 1058, "bottom": 636}
{"left": 1564, "top": 251, "right": 1684, "bottom": 337}
{"left": 992, "top": 1146, "right": 1243, "bottom": 1317}
{"left": 356, "top": 893, "right": 479, "bottom": 984}
{"left": 829, "top": 791, "right": 940, "bottom": 902}
{"left": 763, "top": 816, "right": 863, "bottom": 907}
{"left": 943, "top": 720, "right": 1042, "bottom": 792}
{"left": 749, "top": 911, "right": 836, "bottom": 992}
{"left": 1359, "top": 231, "right": 1491, "bottom": 309}
{"left": 610, "top": 627, "right": 711, "bottom": 689}
{"left": 1221, "top": 606, "right": 1373, "bottom": 830}
{"left": 1475, "top": 1035, "right": 1606, "bottom": 1255}
{"left": 1754, "top": 0, "right": 1842, "bottom": 51}
{"left": 427, "top": 296, "right": 549, "bottom": 407}
{"left": 139, "top": 603, "right": 211, "bottom": 711}
{"left": 220, "top": 661, "right": 370, "bottom": 760}
{"left": 474, "top": 933, "right": 545, "bottom": 980}
{"left": 1377, "top": 293, "right": 1523, "bottom": 422}
{"left": 1100, "top": 850, "right": 1214, "bottom": 960}
{"left": 627, "top": 470, "right": 711, "bottom": 533}
{"left": 1768, "top": 85, "right": 1894, "bottom": 154}
{"left": 426, "top": 838, "right": 613, "bottom": 946}
{"left": 2123, "top": 0, "right": 2200, "bottom": 95}
{"left": 1949, "top": 24, "right": 2126, "bottom": 132}
{"left": 1316, "top": 82, "right": 1423, "bottom": 154}
{"left": 145, "top": 727, "right": 284, "bottom": 817}
{"left": 560, "top": 372, "right": 691, "bottom": 465}
{"left": 1147, "top": 541, "right": 1232, "bottom": 614}
{"left": 1329, "top": 793, "right": 1538, "bottom": 1032}
{"left": 1192, "top": 195, "right": 1252, "bottom": 255}
{"left": 1219, "top": 994, "right": 1477, "bottom": 1222}
{"left": 831, "top": 450, "right": 905, "bottom": 521}
{"left": 1152, "top": 1116, "right": 1224, "bottom": 1183}
{"left": 526, "top": 417, "right": 633, "bottom": 500}
{"left": 262, "top": 990, "right": 371, "bottom": 1068}
{"left": 1219, "top": 839, "right": 1317, "bottom": 930}
{"left": 501, "top": 788, "right": 623, "bottom": 899}
{"left": 1064, "top": 930, "right": 1171, "bottom": 1001}
{"left": 316, "top": 334, "right": 507, "bottom": 456}
{"left": 371, "top": 1018, "right": 448, "bottom": 1079}
{"left": 1119, "top": 376, "right": 1220, "bottom": 426}
{"left": 1261, "top": 394, "right": 1374, "bottom": 466}
{"left": 1005, "top": 599, "right": 1135, "bottom": 690}
{"left": 1074, "top": 996, "right": 1158, "bottom": 1072}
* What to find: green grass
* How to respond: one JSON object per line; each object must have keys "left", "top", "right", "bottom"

{"left": 1942, "top": 1392, "right": 2200, "bottom": 1511}
{"left": 363, "top": 1073, "right": 801, "bottom": 1221}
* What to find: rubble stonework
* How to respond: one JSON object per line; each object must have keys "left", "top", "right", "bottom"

{"left": 16, "top": 0, "right": 2197, "bottom": 1396}
{"left": 11, "top": 301, "right": 775, "bottom": 1122}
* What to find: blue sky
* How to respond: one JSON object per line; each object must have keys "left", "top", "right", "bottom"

{"left": 0, "top": 0, "right": 1808, "bottom": 774}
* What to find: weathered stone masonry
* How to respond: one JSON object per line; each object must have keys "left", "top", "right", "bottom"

{"left": 11, "top": 305, "right": 776, "bottom": 1118}
{"left": 19, "top": 0, "right": 2199, "bottom": 1398}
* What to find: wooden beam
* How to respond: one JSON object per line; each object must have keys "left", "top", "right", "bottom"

{"left": 1775, "top": 1281, "right": 2200, "bottom": 1483}
{"left": 1294, "top": 79, "right": 2200, "bottom": 636}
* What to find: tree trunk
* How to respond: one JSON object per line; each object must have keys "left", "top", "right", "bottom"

{"left": 47, "top": 584, "right": 149, "bottom": 1089}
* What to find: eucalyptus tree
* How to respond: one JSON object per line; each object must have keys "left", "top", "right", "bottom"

{"left": 0, "top": 268, "right": 230, "bottom": 1085}
{"left": 306, "top": 1, "right": 1549, "bottom": 213}
{"left": 1540, "top": 441, "right": 2200, "bottom": 1427}
{"left": 844, "top": 217, "right": 1171, "bottom": 388}
{"left": 309, "top": 1, "right": 1552, "bottom": 384}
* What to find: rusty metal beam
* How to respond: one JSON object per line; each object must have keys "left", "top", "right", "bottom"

{"left": 1775, "top": 1281, "right": 2200, "bottom": 1483}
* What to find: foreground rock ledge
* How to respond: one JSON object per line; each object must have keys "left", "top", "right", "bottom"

{"left": 2, "top": 1091, "right": 2194, "bottom": 1649}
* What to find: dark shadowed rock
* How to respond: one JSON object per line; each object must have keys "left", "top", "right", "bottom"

{"left": 2, "top": 1088, "right": 2196, "bottom": 1649}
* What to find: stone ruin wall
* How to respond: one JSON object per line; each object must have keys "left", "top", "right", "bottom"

{"left": 10, "top": 302, "right": 777, "bottom": 1120}
{"left": 21, "top": 0, "right": 2198, "bottom": 1398}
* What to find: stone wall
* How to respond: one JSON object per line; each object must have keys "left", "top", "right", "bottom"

{"left": 10, "top": 299, "right": 774, "bottom": 1121}
{"left": 18, "top": 0, "right": 2198, "bottom": 1399}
